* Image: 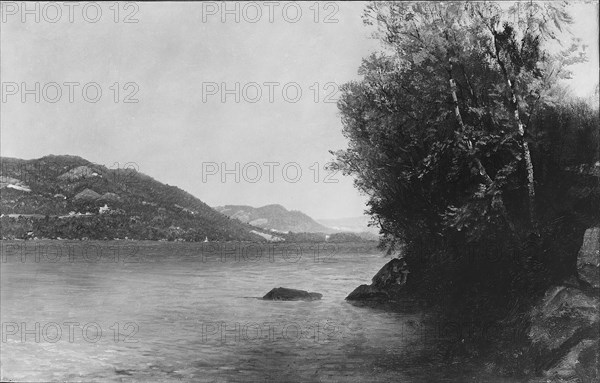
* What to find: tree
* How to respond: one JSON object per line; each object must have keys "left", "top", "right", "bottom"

{"left": 332, "top": 1, "right": 597, "bottom": 296}
{"left": 471, "top": 1, "right": 579, "bottom": 231}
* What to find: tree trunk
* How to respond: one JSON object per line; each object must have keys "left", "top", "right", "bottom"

{"left": 492, "top": 37, "right": 538, "bottom": 232}
{"left": 448, "top": 66, "right": 488, "bottom": 182}
{"left": 447, "top": 61, "right": 518, "bottom": 238}
{"left": 509, "top": 79, "right": 537, "bottom": 231}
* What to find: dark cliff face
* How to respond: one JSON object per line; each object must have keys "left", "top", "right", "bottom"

{"left": 0, "top": 155, "right": 267, "bottom": 241}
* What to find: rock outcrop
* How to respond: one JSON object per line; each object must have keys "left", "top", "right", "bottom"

{"left": 529, "top": 227, "right": 599, "bottom": 381}
{"left": 529, "top": 286, "right": 598, "bottom": 350}
{"left": 346, "top": 258, "right": 409, "bottom": 301}
{"left": 577, "top": 227, "right": 600, "bottom": 289}
{"left": 346, "top": 284, "right": 391, "bottom": 301}
{"left": 262, "top": 287, "right": 322, "bottom": 301}
{"left": 58, "top": 165, "right": 98, "bottom": 181}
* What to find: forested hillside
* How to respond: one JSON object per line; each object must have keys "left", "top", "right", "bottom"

{"left": 0, "top": 155, "right": 267, "bottom": 241}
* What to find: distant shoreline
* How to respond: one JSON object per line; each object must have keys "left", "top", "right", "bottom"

{"left": 1, "top": 239, "right": 382, "bottom": 264}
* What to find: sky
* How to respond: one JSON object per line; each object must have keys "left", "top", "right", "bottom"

{"left": 1, "top": 1, "right": 598, "bottom": 219}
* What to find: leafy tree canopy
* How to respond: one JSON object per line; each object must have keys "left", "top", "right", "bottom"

{"left": 333, "top": 1, "right": 598, "bottom": 280}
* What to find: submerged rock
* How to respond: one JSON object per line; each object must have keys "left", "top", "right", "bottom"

{"left": 262, "top": 287, "right": 322, "bottom": 301}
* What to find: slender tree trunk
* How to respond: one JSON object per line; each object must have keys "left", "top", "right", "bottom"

{"left": 446, "top": 61, "right": 518, "bottom": 238}
{"left": 509, "top": 78, "right": 537, "bottom": 230}
{"left": 493, "top": 36, "right": 538, "bottom": 232}
{"left": 448, "top": 63, "right": 492, "bottom": 185}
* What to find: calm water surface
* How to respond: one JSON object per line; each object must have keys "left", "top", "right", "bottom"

{"left": 1, "top": 241, "right": 513, "bottom": 382}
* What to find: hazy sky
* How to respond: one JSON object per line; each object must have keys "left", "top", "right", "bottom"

{"left": 1, "top": 1, "right": 598, "bottom": 219}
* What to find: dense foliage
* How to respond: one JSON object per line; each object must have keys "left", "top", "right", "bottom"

{"left": 333, "top": 2, "right": 599, "bottom": 310}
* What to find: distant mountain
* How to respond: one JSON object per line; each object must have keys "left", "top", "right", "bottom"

{"left": 316, "top": 216, "right": 380, "bottom": 235}
{"left": 0, "top": 155, "right": 270, "bottom": 241}
{"left": 214, "top": 204, "right": 336, "bottom": 234}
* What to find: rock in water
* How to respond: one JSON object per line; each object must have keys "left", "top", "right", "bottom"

{"left": 262, "top": 287, "right": 322, "bottom": 301}
{"left": 372, "top": 258, "right": 410, "bottom": 288}
{"left": 345, "top": 284, "right": 389, "bottom": 301}
{"left": 577, "top": 227, "right": 600, "bottom": 289}
{"left": 346, "top": 258, "right": 409, "bottom": 301}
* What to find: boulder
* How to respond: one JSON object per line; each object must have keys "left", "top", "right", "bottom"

{"left": 346, "top": 284, "right": 390, "bottom": 301}
{"left": 529, "top": 286, "right": 599, "bottom": 351}
{"left": 262, "top": 287, "right": 322, "bottom": 301}
{"left": 577, "top": 227, "right": 600, "bottom": 289}
{"left": 346, "top": 258, "right": 409, "bottom": 301}
{"left": 372, "top": 258, "right": 410, "bottom": 288}
{"left": 529, "top": 255, "right": 599, "bottom": 380}
{"left": 544, "top": 339, "right": 599, "bottom": 381}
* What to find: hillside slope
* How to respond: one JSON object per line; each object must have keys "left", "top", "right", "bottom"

{"left": 316, "top": 216, "right": 380, "bottom": 235}
{"left": 0, "top": 155, "right": 266, "bottom": 241}
{"left": 214, "top": 204, "right": 336, "bottom": 234}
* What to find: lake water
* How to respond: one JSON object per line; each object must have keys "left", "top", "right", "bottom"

{"left": 1, "top": 240, "right": 514, "bottom": 382}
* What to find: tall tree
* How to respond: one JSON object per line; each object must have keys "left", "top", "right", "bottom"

{"left": 334, "top": 1, "right": 585, "bottom": 251}
{"left": 469, "top": 1, "right": 577, "bottom": 231}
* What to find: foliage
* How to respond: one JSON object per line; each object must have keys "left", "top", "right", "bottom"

{"left": 333, "top": 2, "right": 599, "bottom": 309}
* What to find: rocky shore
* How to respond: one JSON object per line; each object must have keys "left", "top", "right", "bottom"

{"left": 346, "top": 228, "right": 599, "bottom": 381}
{"left": 529, "top": 227, "right": 599, "bottom": 381}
